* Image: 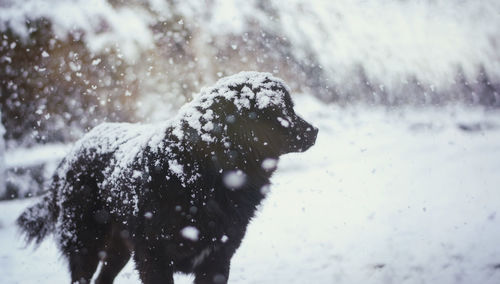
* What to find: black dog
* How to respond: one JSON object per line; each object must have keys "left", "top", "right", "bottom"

{"left": 18, "top": 71, "right": 318, "bottom": 284}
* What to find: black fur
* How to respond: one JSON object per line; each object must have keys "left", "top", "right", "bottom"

{"left": 17, "top": 72, "right": 318, "bottom": 284}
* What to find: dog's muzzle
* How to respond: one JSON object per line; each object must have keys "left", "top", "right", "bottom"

{"left": 286, "top": 116, "right": 318, "bottom": 153}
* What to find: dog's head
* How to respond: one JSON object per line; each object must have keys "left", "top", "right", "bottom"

{"left": 251, "top": 97, "right": 318, "bottom": 155}
{"left": 174, "top": 72, "right": 318, "bottom": 159}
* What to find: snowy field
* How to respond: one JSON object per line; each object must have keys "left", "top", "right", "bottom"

{"left": 1, "top": 96, "right": 500, "bottom": 283}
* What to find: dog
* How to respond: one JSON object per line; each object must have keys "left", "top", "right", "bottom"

{"left": 18, "top": 71, "right": 318, "bottom": 284}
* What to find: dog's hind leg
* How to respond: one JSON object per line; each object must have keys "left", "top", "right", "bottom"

{"left": 68, "top": 249, "right": 100, "bottom": 284}
{"left": 95, "top": 224, "right": 132, "bottom": 284}
{"left": 66, "top": 229, "right": 103, "bottom": 284}
{"left": 60, "top": 186, "right": 107, "bottom": 283}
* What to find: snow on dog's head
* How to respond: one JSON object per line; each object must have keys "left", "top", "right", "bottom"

{"left": 171, "top": 71, "right": 292, "bottom": 141}
{"left": 196, "top": 71, "right": 291, "bottom": 111}
{"left": 172, "top": 71, "right": 318, "bottom": 157}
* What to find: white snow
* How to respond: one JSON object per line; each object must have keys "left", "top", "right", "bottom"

{"left": 223, "top": 170, "right": 247, "bottom": 190}
{"left": 168, "top": 159, "right": 185, "bottom": 178}
{"left": 261, "top": 158, "right": 278, "bottom": 172}
{"left": 276, "top": 117, "right": 290, "bottom": 128}
{"left": 181, "top": 226, "right": 200, "bottom": 242}
{"left": 2, "top": 95, "right": 500, "bottom": 283}
{"left": 5, "top": 143, "right": 70, "bottom": 169}
{"left": 144, "top": 211, "right": 153, "bottom": 219}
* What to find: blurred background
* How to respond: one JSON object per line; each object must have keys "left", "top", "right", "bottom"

{"left": 1, "top": 1, "right": 500, "bottom": 283}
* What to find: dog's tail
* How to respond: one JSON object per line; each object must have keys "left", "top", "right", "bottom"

{"left": 17, "top": 192, "right": 58, "bottom": 245}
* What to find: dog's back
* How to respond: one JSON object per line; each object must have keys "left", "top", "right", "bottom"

{"left": 17, "top": 121, "right": 164, "bottom": 245}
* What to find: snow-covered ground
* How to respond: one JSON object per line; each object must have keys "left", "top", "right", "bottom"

{"left": 1, "top": 96, "right": 500, "bottom": 283}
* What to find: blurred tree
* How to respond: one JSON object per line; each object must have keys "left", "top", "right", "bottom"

{"left": 0, "top": 19, "right": 138, "bottom": 147}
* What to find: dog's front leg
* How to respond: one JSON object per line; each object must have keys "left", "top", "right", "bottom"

{"left": 193, "top": 249, "right": 231, "bottom": 284}
{"left": 133, "top": 241, "right": 174, "bottom": 284}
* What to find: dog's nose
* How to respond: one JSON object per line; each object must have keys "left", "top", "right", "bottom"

{"left": 312, "top": 126, "right": 318, "bottom": 136}
{"left": 306, "top": 126, "right": 319, "bottom": 141}
{"left": 310, "top": 126, "right": 318, "bottom": 142}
